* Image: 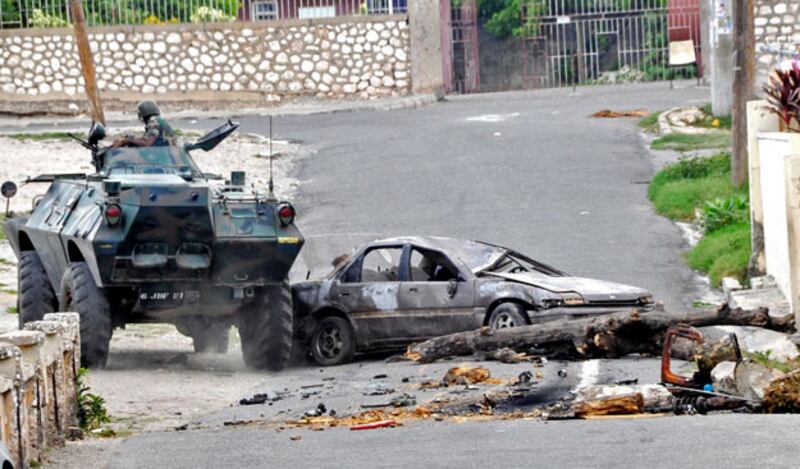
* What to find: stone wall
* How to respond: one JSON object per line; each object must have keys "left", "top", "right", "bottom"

{"left": 0, "top": 16, "right": 411, "bottom": 104}
{"left": 754, "top": 0, "right": 800, "bottom": 85}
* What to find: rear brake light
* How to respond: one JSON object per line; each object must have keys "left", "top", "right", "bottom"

{"left": 105, "top": 204, "right": 122, "bottom": 226}
{"left": 278, "top": 204, "right": 295, "bottom": 226}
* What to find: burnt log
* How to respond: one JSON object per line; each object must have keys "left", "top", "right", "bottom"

{"left": 406, "top": 304, "right": 794, "bottom": 364}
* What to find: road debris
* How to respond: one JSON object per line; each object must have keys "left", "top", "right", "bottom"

{"left": 764, "top": 370, "right": 800, "bottom": 413}
{"left": 442, "top": 367, "right": 491, "bottom": 386}
{"left": 390, "top": 393, "right": 417, "bottom": 408}
{"left": 591, "top": 109, "right": 650, "bottom": 118}
{"left": 484, "top": 348, "right": 528, "bottom": 364}
{"left": 240, "top": 392, "right": 283, "bottom": 406}
{"left": 407, "top": 304, "right": 793, "bottom": 364}
{"left": 304, "top": 403, "right": 328, "bottom": 417}
{"left": 350, "top": 420, "right": 397, "bottom": 431}
{"left": 290, "top": 435, "right": 303, "bottom": 441}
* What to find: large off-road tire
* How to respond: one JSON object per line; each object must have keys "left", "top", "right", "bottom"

{"left": 176, "top": 319, "right": 230, "bottom": 354}
{"left": 488, "top": 302, "right": 529, "bottom": 329}
{"left": 310, "top": 316, "right": 356, "bottom": 366}
{"left": 237, "top": 283, "right": 293, "bottom": 371}
{"left": 60, "top": 262, "right": 112, "bottom": 368}
{"left": 17, "top": 251, "right": 58, "bottom": 328}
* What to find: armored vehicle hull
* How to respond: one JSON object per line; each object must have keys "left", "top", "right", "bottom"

{"left": 4, "top": 122, "right": 303, "bottom": 370}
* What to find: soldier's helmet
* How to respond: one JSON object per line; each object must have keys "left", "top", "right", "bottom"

{"left": 136, "top": 100, "right": 161, "bottom": 122}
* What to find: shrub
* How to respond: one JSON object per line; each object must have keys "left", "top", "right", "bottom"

{"left": 29, "top": 9, "right": 68, "bottom": 28}
{"left": 686, "top": 223, "right": 751, "bottom": 286}
{"left": 703, "top": 194, "right": 749, "bottom": 233}
{"left": 190, "top": 6, "right": 236, "bottom": 23}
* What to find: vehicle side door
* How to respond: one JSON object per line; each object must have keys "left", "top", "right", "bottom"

{"left": 330, "top": 245, "right": 407, "bottom": 347}
{"left": 397, "top": 246, "right": 477, "bottom": 340}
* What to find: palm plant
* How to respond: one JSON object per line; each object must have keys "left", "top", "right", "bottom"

{"left": 763, "top": 59, "right": 800, "bottom": 132}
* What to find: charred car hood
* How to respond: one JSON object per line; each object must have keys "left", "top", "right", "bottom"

{"left": 486, "top": 272, "right": 649, "bottom": 302}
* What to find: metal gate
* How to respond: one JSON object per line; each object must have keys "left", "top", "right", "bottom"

{"left": 442, "top": 0, "right": 480, "bottom": 93}
{"left": 521, "top": 0, "right": 701, "bottom": 88}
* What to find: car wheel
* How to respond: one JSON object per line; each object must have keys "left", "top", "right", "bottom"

{"left": 18, "top": 251, "right": 58, "bottom": 329}
{"left": 310, "top": 316, "right": 355, "bottom": 366}
{"left": 60, "top": 262, "right": 112, "bottom": 368}
{"left": 237, "top": 283, "right": 293, "bottom": 371}
{"left": 488, "top": 302, "right": 528, "bottom": 329}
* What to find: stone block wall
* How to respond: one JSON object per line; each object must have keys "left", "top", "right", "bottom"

{"left": 0, "top": 16, "right": 411, "bottom": 104}
{"left": 754, "top": 1, "right": 800, "bottom": 85}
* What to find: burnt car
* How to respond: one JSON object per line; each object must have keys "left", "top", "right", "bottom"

{"left": 293, "top": 236, "right": 653, "bottom": 365}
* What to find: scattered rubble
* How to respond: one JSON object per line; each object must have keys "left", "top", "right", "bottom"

{"left": 442, "top": 367, "right": 491, "bottom": 386}
{"left": 591, "top": 110, "right": 650, "bottom": 118}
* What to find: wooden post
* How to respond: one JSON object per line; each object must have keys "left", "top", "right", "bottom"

{"left": 731, "top": 0, "right": 755, "bottom": 187}
{"left": 68, "top": 0, "right": 105, "bottom": 124}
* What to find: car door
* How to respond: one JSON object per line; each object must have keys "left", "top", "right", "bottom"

{"left": 397, "top": 246, "right": 477, "bottom": 340}
{"left": 331, "top": 245, "right": 406, "bottom": 347}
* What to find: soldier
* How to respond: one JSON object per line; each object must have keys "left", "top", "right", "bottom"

{"left": 111, "top": 100, "right": 176, "bottom": 148}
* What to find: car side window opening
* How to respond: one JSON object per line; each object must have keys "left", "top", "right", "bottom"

{"left": 343, "top": 247, "right": 404, "bottom": 283}
{"left": 409, "top": 248, "right": 460, "bottom": 282}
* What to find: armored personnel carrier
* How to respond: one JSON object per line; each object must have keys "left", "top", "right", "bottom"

{"left": 2, "top": 121, "right": 304, "bottom": 370}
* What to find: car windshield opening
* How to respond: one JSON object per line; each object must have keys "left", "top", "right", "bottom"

{"left": 481, "top": 252, "right": 562, "bottom": 278}
{"left": 104, "top": 146, "right": 201, "bottom": 176}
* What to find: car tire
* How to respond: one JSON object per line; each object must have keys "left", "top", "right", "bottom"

{"left": 237, "top": 283, "right": 293, "bottom": 371}
{"left": 176, "top": 319, "right": 230, "bottom": 354}
{"left": 488, "top": 302, "right": 529, "bottom": 329}
{"left": 60, "top": 262, "right": 112, "bottom": 368}
{"left": 310, "top": 316, "right": 356, "bottom": 366}
{"left": 18, "top": 251, "right": 58, "bottom": 328}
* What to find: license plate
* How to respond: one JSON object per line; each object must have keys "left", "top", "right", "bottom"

{"left": 139, "top": 291, "right": 185, "bottom": 307}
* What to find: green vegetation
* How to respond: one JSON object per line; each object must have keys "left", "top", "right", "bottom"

{"left": 77, "top": 368, "right": 110, "bottom": 431}
{"left": 7, "top": 132, "right": 74, "bottom": 141}
{"left": 650, "top": 132, "right": 732, "bottom": 152}
{"left": 686, "top": 223, "right": 751, "bottom": 286}
{"left": 649, "top": 153, "right": 751, "bottom": 286}
{"left": 747, "top": 351, "right": 800, "bottom": 374}
{"left": 638, "top": 111, "right": 662, "bottom": 133}
{"left": 6, "top": 306, "right": 17, "bottom": 315}
{"left": 697, "top": 104, "right": 733, "bottom": 130}
{"left": 0, "top": 0, "right": 241, "bottom": 27}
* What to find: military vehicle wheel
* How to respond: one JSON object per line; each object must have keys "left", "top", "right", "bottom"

{"left": 237, "top": 283, "right": 293, "bottom": 371}
{"left": 18, "top": 251, "right": 58, "bottom": 328}
{"left": 60, "top": 262, "right": 112, "bottom": 368}
{"left": 488, "top": 302, "right": 528, "bottom": 329}
{"left": 310, "top": 316, "right": 355, "bottom": 366}
{"left": 176, "top": 319, "right": 230, "bottom": 354}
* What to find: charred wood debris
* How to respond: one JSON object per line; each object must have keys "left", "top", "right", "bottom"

{"left": 232, "top": 303, "right": 800, "bottom": 432}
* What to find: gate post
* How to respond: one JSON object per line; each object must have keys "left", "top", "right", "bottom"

{"left": 408, "top": 0, "right": 446, "bottom": 95}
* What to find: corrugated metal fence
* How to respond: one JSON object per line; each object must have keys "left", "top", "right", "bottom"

{"left": 0, "top": 0, "right": 408, "bottom": 28}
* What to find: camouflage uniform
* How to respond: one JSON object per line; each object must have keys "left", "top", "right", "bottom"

{"left": 143, "top": 115, "right": 177, "bottom": 146}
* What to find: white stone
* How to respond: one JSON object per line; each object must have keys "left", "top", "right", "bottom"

{"left": 382, "top": 76, "right": 395, "bottom": 87}
{"left": 137, "top": 42, "right": 152, "bottom": 52}
{"left": 153, "top": 42, "right": 166, "bottom": 53}
{"left": 774, "top": 3, "right": 787, "bottom": 14}
{"left": 276, "top": 52, "right": 288, "bottom": 64}
{"left": 109, "top": 42, "right": 119, "bottom": 52}
{"left": 244, "top": 64, "right": 256, "bottom": 75}
{"left": 1, "top": 83, "right": 14, "bottom": 93}
{"left": 200, "top": 55, "right": 213, "bottom": 67}
{"left": 315, "top": 60, "right": 329, "bottom": 72}
{"left": 394, "top": 48, "right": 407, "bottom": 61}
{"left": 288, "top": 81, "right": 302, "bottom": 92}
{"left": 290, "top": 55, "right": 301, "bottom": 64}
{"left": 366, "top": 30, "right": 379, "bottom": 43}
{"left": 300, "top": 60, "right": 314, "bottom": 73}
{"left": 147, "top": 76, "right": 159, "bottom": 86}
{"left": 232, "top": 63, "right": 243, "bottom": 75}
{"left": 181, "top": 58, "right": 194, "bottom": 72}
{"left": 214, "top": 54, "right": 227, "bottom": 64}
{"left": 223, "top": 73, "right": 235, "bottom": 83}
{"left": 269, "top": 41, "right": 281, "bottom": 52}
{"left": 266, "top": 72, "right": 280, "bottom": 83}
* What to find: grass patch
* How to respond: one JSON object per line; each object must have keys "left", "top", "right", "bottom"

{"left": 638, "top": 111, "right": 662, "bottom": 133}
{"left": 686, "top": 223, "right": 751, "bottom": 286}
{"left": 651, "top": 132, "right": 732, "bottom": 152}
{"left": 6, "top": 131, "right": 76, "bottom": 141}
{"left": 6, "top": 306, "right": 17, "bottom": 315}
{"left": 698, "top": 104, "right": 732, "bottom": 130}
{"left": 649, "top": 153, "right": 746, "bottom": 220}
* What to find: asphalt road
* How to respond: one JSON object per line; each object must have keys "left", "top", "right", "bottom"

{"left": 60, "top": 83, "right": 800, "bottom": 467}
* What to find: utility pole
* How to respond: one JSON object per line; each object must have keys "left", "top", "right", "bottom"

{"left": 68, "top": 0, "right": 105, "bottom": 124}
{"left": 731, "top": 0, "right": 755, "bottom": 187}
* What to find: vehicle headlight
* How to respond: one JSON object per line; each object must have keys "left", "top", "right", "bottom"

{"left": 562, "top": 292, "right": 584, "bottom": 306}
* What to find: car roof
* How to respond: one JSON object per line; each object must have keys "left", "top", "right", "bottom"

{"left": 371, "top": 236, "right": 507, "bottom": 273}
